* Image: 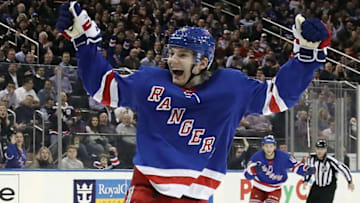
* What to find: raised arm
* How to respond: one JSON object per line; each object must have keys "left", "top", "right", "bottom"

{"left": 56, "top": 2, "right": 139, "bottom": 108}
{"left": 246, "top": 15, "right": 330, "bottom": 115}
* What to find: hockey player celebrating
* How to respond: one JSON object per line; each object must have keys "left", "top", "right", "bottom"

{"left": 56, "top": 2, "right": 329, "bottom": 202}
{"left": 245, "top": 135, "right": 315, "bottom": 203}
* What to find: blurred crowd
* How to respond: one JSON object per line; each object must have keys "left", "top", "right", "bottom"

{"left": 0, "top": 0, "right": 359, "bottom": 169}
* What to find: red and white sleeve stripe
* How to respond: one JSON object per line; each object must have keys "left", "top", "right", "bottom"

{"left": 262, "top": 77, "right": 288, "bottom": 115}
{"left": 292, "top": 161, "right": 303, "bottom": 173}
{"left": 93, "top": 70, "right": 119, "bottom": 107}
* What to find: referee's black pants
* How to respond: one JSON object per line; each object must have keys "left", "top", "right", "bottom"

{"left": 306, "top": 181, "right": 336, "bottom": 203}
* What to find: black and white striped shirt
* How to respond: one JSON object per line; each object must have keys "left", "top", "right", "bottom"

{"left": 304, "top": 154, "right": 352, "bottom": 187}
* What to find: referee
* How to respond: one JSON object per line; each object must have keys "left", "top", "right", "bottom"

{"left": 303, "top": 139, "right": 355, "bottom": 203}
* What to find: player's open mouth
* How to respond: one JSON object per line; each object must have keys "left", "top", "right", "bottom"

{"left": 172, "top": 70, "right": 184, "bottom": 76}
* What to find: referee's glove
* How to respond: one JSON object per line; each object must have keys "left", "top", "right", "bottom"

{"left": 304, "top": 166, "right": 315, "bottom": 175}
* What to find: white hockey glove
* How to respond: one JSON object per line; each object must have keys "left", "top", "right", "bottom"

{"left": 56, "top": 1, "right": 101, "bottom": 49}
{"left": 292, "top": 14, "right": 331, "bottom": 63}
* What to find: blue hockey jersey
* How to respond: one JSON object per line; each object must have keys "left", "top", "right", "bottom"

{"left": 4, "top": 144, "right": 26, "bottom": 168}
{"left": 244, "top": 149, "right": 307, "bottom": 192}
{"left": 76, "top": 43, "right": 321, "bottom": 200}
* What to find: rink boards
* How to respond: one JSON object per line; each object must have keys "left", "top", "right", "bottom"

{"left": 0, "top": 170, "right": 358, "bottom": 203}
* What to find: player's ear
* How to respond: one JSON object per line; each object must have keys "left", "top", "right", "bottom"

{"left": 194, "top": 57, "right": 208, "bottom": 74}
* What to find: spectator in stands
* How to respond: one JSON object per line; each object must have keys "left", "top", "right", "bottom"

{"left": 0, "top": 95, "right": 10, "bottom": 109}
{"left": 0, "top": 105, "right": 13, "bottom": 165}
{"left": 49, "top": 92, "right": 73, "bottom": 144}
{"left": 226, "top": 46, "right": 243, "bottom": 68}
{"left": 227, "top": 56, "right": 242, "bottom": 70}
{"left": 15, "top": 43, "right": 30, "bottom": 63}
{"left": 319, "top": 108, "right": 330, "bottom": 131}
{"left": 61, "top": 145, "right": 84, "bottom": 169}
{"left": 240, "top": 12, "right": 255, "bottom": 28}
{"left": 4, "top": 132, "right": 26, "bottom": 168}
{"left": 43, "top": 51, "right": 57, "bottom": 66}
{"left": 116, "top": 112, "right": 136, "bottom": 145}
{"left": 262, "top": 58, "right": 280, "bottom": 78}
{"left": 86, "top": 116, "right": 100, "bottom": 134}
{"left": 133, "top": 39, "right": 145, "bottom": 59}
{"left": 39, "top": 97, "right": 55, "bottom": 121}
{"left": 93, "top": 147, "right": 120, "bottom": 169}
{"left": 4, "top": 63, "right": 21, "bottom": 88}
{"left": 337, "top": 20, "right": 354, "bottom": 49}
{"left": 279, "top": 143, "right": 288, "bottom": 152}
{"left": 124, "top": 48, "right": 140, "bottom": 70}
{"left": 153, "top": 40, "right": 163, "bottom": 56}
{"left": 154, "top": 54, "right": 162, "bottom": 66}
{"left": 29, "top": 146, "right": 55, "bottom": 169}
{"left": 228, "top": 138, "right": 250, "bottom": 169}
{"left": 140, "top": 50, "right": 156, "bottom": 66}
{"left": 321, "top": 120, "right": 335, "bottom": 151}
{"left": 0, "top": 72, "right": 5, "bottom": 91}
{"left": 0, "top": 81, "right": 17, "bottom": 109}
{"left": 14, "top": 77, "right": 40, "bottom": 108}
{"left": 85, "top": 116, "right": 106, "bottom": 156}
{"left": 333, "top": 64, "right": 348, "bottom": 80}
{"left": 33, "top": 67, "right": 46, "bottom": 93}
{"left": 37, "top": 80, "right": 55, "bottom": 106}
{"left": 106, "top": 35, "right": 124, "bottom": 68}
{"left": 99, "top": 112, "right": 116, "bottom": 134}
{"left": 15, "top": 95, "right": 35, "bottom": 128}
{"left": 59, "top": 51, "right": 77, "bottom": 84}
{"left": 50, "top": 66, "right": 72, "bottom": 94}
{"left": 251, "top": 40, "right": 265, "bottom": 59}
{"left": 255, "top": 69, "right": 265, "bottom": 82}
{"left": 69, "top": 109, "right": 86, "bottom": 133}
{"left": 295, "top": 110, "right": 308, "bottom": 152}
{"left": 251, "top": 23, "right": 264, "bottom": 41}
{"left": 242, "top": 52, "right": 258, "bottom": 76}
{"left": 320, "top": 62, "right": 337, "bottom": 80}
{"left": 4, "top": 47, "right": 17, "bottom": 64}
{"left": 38, "top": 31, "right": 52, "bottom": 52}
{"left": 318, "top": 91, "right": 329, "bottom": 111}
{"left": 218, "top": 30, "right": 232, "bottom": 54}
{"left": 259, "top": 33, "right": 269, "bottom": 52}
{"left": 19, "top": 52, "right": 36, "bottom": 78}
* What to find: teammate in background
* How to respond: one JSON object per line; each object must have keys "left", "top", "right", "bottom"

{"left": 56, "top": 2, "right": 330, "bottom": 202}
{"left": 245, "top": 135, "right": 315, "bottom": 203}
{"left": 303, "top": 139, "right": 355, "bottom": 203}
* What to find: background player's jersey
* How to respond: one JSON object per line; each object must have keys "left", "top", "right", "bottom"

{"left": 76, "top": 43, "right": 321, "bottom": 200}
{"left": 245, "top": 149, "right": 307, "bottom": 192}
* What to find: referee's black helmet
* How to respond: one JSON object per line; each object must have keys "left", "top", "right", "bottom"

{"left": 315, "top": 139, "right": 328, "bottom": 148}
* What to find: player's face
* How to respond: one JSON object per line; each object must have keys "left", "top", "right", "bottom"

{"left": 315, "top": 147, "right": 327, "bottom": 159}
{"left": 167, "top": 47, "right": 195, "bottom": 86}
{"left": 263, "top": 143, "right": 276, "bottom": 156}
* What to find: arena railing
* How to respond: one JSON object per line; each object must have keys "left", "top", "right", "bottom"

{"left": 261, "top": 18, "right": 360, "bottom": 76}
{"left": 33, "top": 110, "right": 46, "bottom": 154}
{"left": 0, "top": 22, "right": 40, "bottom": 64}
